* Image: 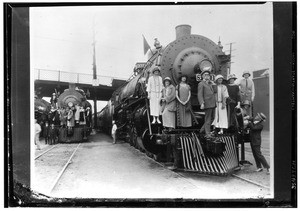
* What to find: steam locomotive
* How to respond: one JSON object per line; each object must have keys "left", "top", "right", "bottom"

{"left": 98, "top": 25, "right": 246, "bottom": 175}
{"left": 35, "top": 84, "right": 92, "bottom": 143}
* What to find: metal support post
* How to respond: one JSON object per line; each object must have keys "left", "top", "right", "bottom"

{"left": 93, "top": 96, "right": 97, "bottom": 129}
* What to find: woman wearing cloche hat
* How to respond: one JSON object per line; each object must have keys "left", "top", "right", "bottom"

{"left": 146, "top": 66, "right": 163, "bottom": 124}
{"left": 176, "top": 74, "right": 192, "bottom": 128}
{"left": 226, "top": 74, "right": 241, "bottom": 129}
{"left": 211, "top": 75, "right": 229, "bottom": 134}
{"left": 161, "top": 77, "right": 176, "bottom": 129}
{"left": 239, "top": 70, "right": 255, "bottom": 117}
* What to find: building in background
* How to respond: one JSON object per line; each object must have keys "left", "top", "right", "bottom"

{"left": 253, "top": 68, "right": 269, "bottom": 131}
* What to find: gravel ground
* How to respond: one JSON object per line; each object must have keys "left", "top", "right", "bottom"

{"left": 33, "top": 143, "right": 80, "bottom": 195}
{"left": 31, "top": 133, "right": 272, "bottom": 199}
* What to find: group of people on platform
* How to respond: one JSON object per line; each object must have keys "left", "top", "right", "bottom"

{"left": 146, "top": 66, "right": 256, "bottom": 135}
{"left": 145, "top": 66, "right": 269, "bottom": 174}
{"left": 35, "top": 93, "right": 92, "bottom": 150}
{"left": 49, "top": 93, "right": 92, "bottom": 129}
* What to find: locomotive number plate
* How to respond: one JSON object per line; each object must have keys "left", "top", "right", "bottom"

{"left": 196, "top": 74, "right": 202, "bottom": 82}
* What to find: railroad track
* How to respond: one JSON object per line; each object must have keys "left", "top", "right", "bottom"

{"left": 135, "top": 147, "right": 270, "bottom": 191}
{"left": 35, "top": 144, "right": 60, "bottom": 160}
{"left": 48, "top": 143, "right": 81, "bottom": 194}
{"left": 34, "top": 143, "right": 81, "bottom": 195}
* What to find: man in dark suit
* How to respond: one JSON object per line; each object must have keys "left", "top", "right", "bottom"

{"left": 248, "top": 112, "right": 270, "bottom": 174}
{"left": 197, "top": 70, "right": 216, "bottom": 137}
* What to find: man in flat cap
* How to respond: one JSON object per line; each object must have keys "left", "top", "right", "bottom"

{"left": 248, "top": 112, "right": 270, "bottom": 174}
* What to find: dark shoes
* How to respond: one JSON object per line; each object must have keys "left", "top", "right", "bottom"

{"left": 255, "top": 167, "right": 270, "bottom": 175}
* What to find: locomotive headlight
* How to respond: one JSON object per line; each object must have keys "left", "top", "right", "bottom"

{"left": 200, "top": 59, "right": 213, "bottom": 72}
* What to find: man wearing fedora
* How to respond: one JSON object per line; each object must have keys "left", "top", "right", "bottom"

{"left": 239, "top": 70, "right": 255, "bottom": 117}
{"left": 146, "top": 66, "right": 164, "bottom": 124}
{"left": 197, "top": 70, "right": 216, "bottom": 137}
{"left": 248, "top": 112, "right": 270, "bottom": 174}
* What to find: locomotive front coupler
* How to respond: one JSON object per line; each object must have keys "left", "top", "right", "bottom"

{"left": 155, "top": 128, "right": 201, "bottom": 145}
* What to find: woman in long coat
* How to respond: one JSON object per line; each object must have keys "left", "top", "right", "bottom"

{"left": 212, "top": 75, "right": 229, "bottom": 134}
{"left": 161, "top": 77, "right": 176, "bottom": 129}
{"left": 226, "top": 74, "right": 241, "bottom": 129}
{"left": 146, "top": 66, "right": 163, "bottom": 124}
{"left": 176, "top": 75, "right": 192, "bottom": 128}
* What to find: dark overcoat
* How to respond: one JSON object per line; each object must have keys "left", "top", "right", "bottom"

{"left": 248, "top": 121, "right": 263, "bottom": 145}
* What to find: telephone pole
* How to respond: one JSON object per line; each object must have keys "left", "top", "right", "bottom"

{"left": 92, "top": 18, "right": 98, "bottom": 129}
{"left": 225, "top": 42, "right": 236, "bottom": 75}
{"left": 92, "top": 21, "right": 97, "bottom": 84}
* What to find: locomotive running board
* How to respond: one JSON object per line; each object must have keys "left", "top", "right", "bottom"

{"left": 178, "top": 133, "right": 239, "bottom": 176}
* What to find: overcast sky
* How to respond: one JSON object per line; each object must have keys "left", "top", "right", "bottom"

{"left": 31, "top": 3, "right": 273, "bottom": 111}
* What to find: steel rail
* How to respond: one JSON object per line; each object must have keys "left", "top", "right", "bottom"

{"left": 131, "top": 137, "right": 270, "bottom": 191}
{"left": 48, "top": 143, "right": 81, "bottom": 194}
{"left": 132, "top": 147, "right": 200, "bottom": 189}
{"left": 35, "top": 145, "right": 59, "bottom": 160}
{"left": 149, "top": 147, "right": 270, "bottom": 190}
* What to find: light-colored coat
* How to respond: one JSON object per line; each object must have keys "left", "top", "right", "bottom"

{"left": 161, "top": 84, "right": 176, "bottom": 128}
{"left": 146, "top": 75, "right": 163, "bottom": 116}
{"left": 212, "top": 84, "right": 229, "bottom": 129}
{"left": 239, "top": 78, "right": 255, "bottom": 102}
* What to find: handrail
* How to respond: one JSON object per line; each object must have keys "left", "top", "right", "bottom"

{"left": 34, "top": 68, "right": 127, "bottom": 86}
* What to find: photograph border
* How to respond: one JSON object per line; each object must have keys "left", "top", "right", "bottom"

{"left": 4, "top": 1, "right": 296, "bottom": 207}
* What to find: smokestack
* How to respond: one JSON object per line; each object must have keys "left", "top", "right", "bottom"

{"left": 69, "top": 83, "right": 76, "bottom": 91}
{"left": 175, "top": 24, "right": 191, "bottom": 39}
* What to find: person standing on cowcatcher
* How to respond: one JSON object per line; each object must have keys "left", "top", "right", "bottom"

{"left": 146, "top": 66, "right": 164, "bottom": 124}
{"left": 176, "top": 75, "right": 192, "bottom": 128}
{"left": 247, "top": 112, "right": 270, "bottom": 174}
{"left": 226, "top": 74, "right": 241, "bottom": 130}
{"left": 161, "top": 77, "right": 176, "bottom": 130}
{"left": 211, "top": 75, "right": 229, "bottom": 134}
{"left": 197, "top": 70, "right": 216, "bottom": 137}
